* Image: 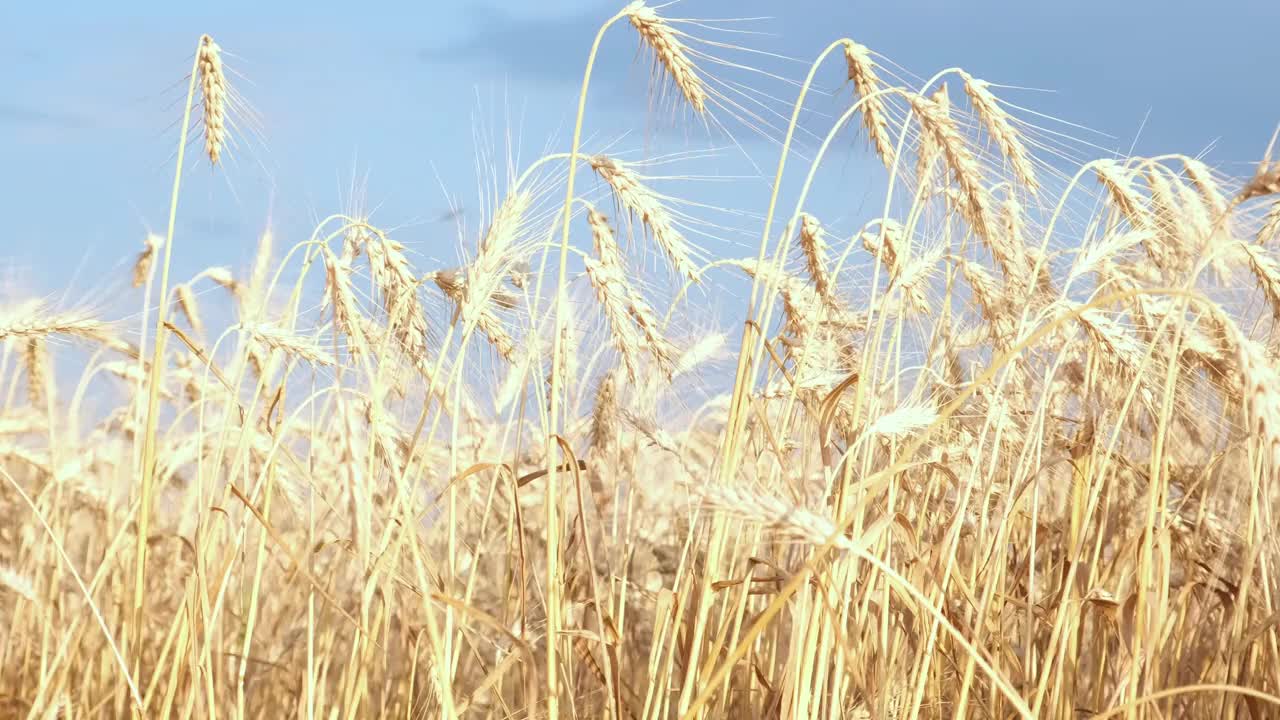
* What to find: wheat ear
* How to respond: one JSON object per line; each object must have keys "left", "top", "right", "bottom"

{"left": 132, "top": 234, "right": 163, "bottom": 288}
{"left": 960, "top": 72, "right": 1038, "bottom": 193}
{"left": 842, "top": 40, "right": 897, "bottom": 169}
{"left": 911, "top": 94, "right": 995, "bottom": 241}
{"left": 624, "top": 1, "right": 707, "bottom": 113}
{"left": 589, "top": 155, "right": 700, "bottom": 283}
{"left": 584, "top": 209, "right": 675, "bottom": 381}
{"left": 196, "top": 35, "right": 226, "bottom": 165}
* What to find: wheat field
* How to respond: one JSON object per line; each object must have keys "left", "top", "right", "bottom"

{"left": 3, "top": 3, "right": 1280, "bottom": 718}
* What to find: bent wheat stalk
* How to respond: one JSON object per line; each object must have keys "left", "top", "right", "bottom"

{"left": 135, "top": 33, "right": 224, "bottom": 676}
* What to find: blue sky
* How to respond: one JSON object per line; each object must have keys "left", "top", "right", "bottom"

{"left": 2, "top": 0, "right": 1277, "bottom": 304}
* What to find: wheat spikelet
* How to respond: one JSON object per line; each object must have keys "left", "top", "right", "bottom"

{"left": 1181, "top": 158, "right": 1229, "bottom": 219}
{"left": 960, "top": 72, "right": 1038, "bottom": 193}
{"left": 361, "top": 230, "right": 431, "bottom": 356}
{"left": 433, "top": 192, "right": 530, "bottom": 361}
{"left": 624, "top": 1, "right": 706, "bottom": 113}
{"left": 862, "top": 403, "right": 938, "bottom": 441}
{"left": 322, "top": 247, "right": 365, "bottom": 349}
{"left": 586, "top": 371, "right": 621, "bottom": 520}
{"left": 694, "top": 482, "right": 883, "bottom": 554}
{"left": 173, "top": 284, "right": 205, "bottom": 339}
{"left": 548, "top": 286, "right": 579, "bottom": 403}
{"left": 197, "top": 266, "right": 243, "bottom": 298}
{"left": 910, "top": 94, "right": 996, "bottom": 240}
{"left": 244, "top": 323, "right": 336, "bottom": 366}
{"left": 842, "top": 40, "right": 896, "bottom": 168}
{"left": 0, "top": 301, "right": 111, "bottom": 344}
{"left": 428, "top": 268, "right": 516, "bottom": 361}
{"left": 988, "top": 194, "right": 1034, "bottom": 286}
{"left": 24, "top": 339, "right": 46, "bottom": 407}
{"left": 1235, "top": 333, "right": 1280, "bottom": 480}
{"left": 1241, "top": 168, "right": 1280, "bottom": 202}
{"left": 477, "top": 192, "right": 532, "bottom": 283}
{"left": 672, "top": 332, "right": 724, "bottom": 378}
{"left": 508, "top": 259, "right": 532, "bottom": 290}
{"left": 241, "top": 229, "right": 275, "bottom": 322}
{"left": 1242, "top": 134, "right": 1280, "bottom": 201}
{"left": 1170, "top": 165, "right": 1216, "bottom": 246}
{"left": 960, "top": 260, "right": 1016, "bottom": 342}
{"left": 1070, "top": 301, "right": 1145, "bottom": 371}
{"left": 588, "top": 370, "right": 620, "bottom": 457}
{"left": 916, "top": 83, "right": 950, "bottom": 187}
{"left": 196, "top": 35, "right": 227, "bottom": 165}
{"left": 132, "top": 234, "right": 163, "bottom": 288}
{"left": 1136, "top": 165, "right": 1186, "bottom": 271}
{"left": 860, "top": 219, "right": 905, "bottom": 275}
{"left": 1260, "top": 200, "right": 1280, "bottom": 245}
{"left": 589, "top": 155, "right": 699, "bottom": 283}
{"left": 890, "top": 250, "right": 939, "bottom": 316}
{"left": 729, "top": 259, "right": 822, "bottom": 341}
{"left": 797, "top": 213, "right": 836, "bottom": 308}
{"left": 1236, "top": 242, "right": 1280, "bottom": 318}
{"left": 364, "top": 401, "right": 408, "bottom": 474}
{"left": 100, "top": 360, "right": 146, "bottom": 391}
{"left": 584, "top": 212, "right": 675, "bottom": 381}
{"left": 1095, "top": 160, "right": 1152, "bottom": 230}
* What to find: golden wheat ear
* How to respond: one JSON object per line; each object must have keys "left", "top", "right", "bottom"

{"left": 842, "top": 40, "right": 896, "bottom": 169}
{"left": 196, "top": 35, "right": 227, "bottom": 165}
{"left": 1240, "top": 125, "right": 1280, "bottom": 202}
{"left": 623, "top": 1, "right": 707, "bottom": 114}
